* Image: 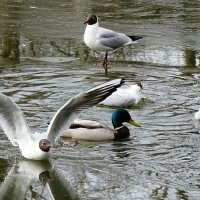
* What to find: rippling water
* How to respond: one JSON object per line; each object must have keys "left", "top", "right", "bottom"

{"left": 0, "top": 0, "right": 200, "bottom": 199}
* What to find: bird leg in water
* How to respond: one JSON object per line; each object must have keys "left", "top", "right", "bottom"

{"left": 102, "top": 52, "right": 108, "bottom": 75}
{"left": 60, "top": 137, "right": 78, "bottom": 146}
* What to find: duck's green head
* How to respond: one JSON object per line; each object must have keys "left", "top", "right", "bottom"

{"left": 111, "top": 109, "right": 141, "bottom": 129}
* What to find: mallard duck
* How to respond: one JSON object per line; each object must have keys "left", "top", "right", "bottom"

{"left": 61, "top": 109, "right": 141, "bottom": 142}
{"left": 99, "top": 83, "right": 143, "bottom": 107}
{"left": 0, "top": 79, "right": 123, "bottom": 160}
{"left": 84, "top": 14, "right": 142, "bottom": 75}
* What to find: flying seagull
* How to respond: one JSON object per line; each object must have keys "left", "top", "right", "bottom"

{"left": 0, "top": 79, "right": 124, "bottom": 160}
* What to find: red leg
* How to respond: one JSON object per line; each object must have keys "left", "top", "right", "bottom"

{"left": 60, "top": 137, "right": 77, "bottom": 146}
{"left": 102, "top": 52, "right": 108, "bottom": 75}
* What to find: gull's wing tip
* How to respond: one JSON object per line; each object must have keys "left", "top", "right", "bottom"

{"left": 0, "top": 92, "right": 32, "bottom": 147}
{"left": 128, "top": 35, "right": 143, "bottom": 41}
{"left": 110, "top": 78, "right": 125, "bottom": 86}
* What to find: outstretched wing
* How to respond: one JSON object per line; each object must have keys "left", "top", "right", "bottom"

{"left": 47, "top": 79, "right": 124, "bottom": 143}
{"left": 0, "top": 93, "right": 32, "bottom": 146}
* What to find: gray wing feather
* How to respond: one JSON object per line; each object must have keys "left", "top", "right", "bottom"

{"left": 99, "top": 28, "right": 119, "bottom": 38}
{"left": 99, "top": 28, "right": 131, "bottom": 49}
{"left": 47, "top": 79, "right": 124, "bottom": 143}
{"left": 0, "top": 93, "right": 32, "bottom": 146}
{"left": 100, "top": 36, "right": 130, "bottom": 49}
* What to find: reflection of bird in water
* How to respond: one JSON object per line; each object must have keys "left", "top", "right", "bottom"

{"left": 84, "top": 14, "right": 143, "bottom": 75}
{"left": 0, "top": 160, "right": 51, "bottom": 200}
{"left": 194, "top": 109, "right": 200, "bottom": 132}
{"left": 0, "top": 79, "right": 124, "bottom": 160}
{"left": 0, "top": 160, "right": 79, "bottom": 200}
{"left": 99, "top": 83, "right": 143, "bottom": 107}
{"left": 61, "top": 109, "right": 140, "bottom": 142}
{"left": 194, "top": 109, "right": 200, "bottom": 120}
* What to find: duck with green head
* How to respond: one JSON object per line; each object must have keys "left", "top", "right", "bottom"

{"left": 60, "top": 109, "right": 141, "bottom": 142}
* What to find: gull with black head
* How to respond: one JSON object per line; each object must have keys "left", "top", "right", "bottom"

{"left": 84, "top": 14, "right": 143, "bottom": 75}
{"left": 0, "top": 79, "right": 124, "bottom": 160}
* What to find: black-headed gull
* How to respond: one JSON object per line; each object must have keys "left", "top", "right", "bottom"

{"left": 0, "top": 79, "right": 124, "bottom": 160}
{"left": 84, "top": 14, "right": 142, "bottom": 75}
{"left": 99, "top": 83, "right": 143, "bottom": 107}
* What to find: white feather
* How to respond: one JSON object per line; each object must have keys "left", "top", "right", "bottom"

{"left": 63, "top": 119, "right": 114, "bottom": 141}
{"left": 99, "top": 84, "right": 142, "bottom": 107}
{"left": 65, "top": 128, "right": 114, "bottom": 141}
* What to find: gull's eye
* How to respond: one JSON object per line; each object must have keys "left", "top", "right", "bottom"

{"left": 42, "top": 142, "right": 46, "bottom": 146}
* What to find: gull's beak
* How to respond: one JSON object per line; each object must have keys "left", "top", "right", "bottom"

{"left": 84, "top": 19, "right": 88, "bottom": 24}
{"left": 49, "top": 144, "right": 53, "bottom": 148}
{"left": 129, "top": 119, "right": 141, "bottom": 127}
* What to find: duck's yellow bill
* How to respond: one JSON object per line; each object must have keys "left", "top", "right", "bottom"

{"left": 129, "top": 119, "right": 141, "bottom": 127}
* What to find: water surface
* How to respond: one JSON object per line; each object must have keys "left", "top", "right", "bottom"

{"left": 0, "top": 0, "right": 200, "bottom": 199}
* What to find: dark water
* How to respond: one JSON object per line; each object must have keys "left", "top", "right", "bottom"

{"left": 0, "top": 0, "right": 200, "bottom": 199}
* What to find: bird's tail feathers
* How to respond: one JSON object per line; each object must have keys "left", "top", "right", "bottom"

{"left": 128, "top": 35, "right": 143, "bottom": 41}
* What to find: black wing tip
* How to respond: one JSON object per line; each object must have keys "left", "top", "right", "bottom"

{"left": 88, "top": 78, "right": 125, "bottom": 102}
{"left": 128, "top": 35, "right": 143, "bottom": 41}
{"left": 105, "top": 78, "right": 125, "bottom": 97}
{"left": 120, "top": 78, "right": 125, "bottom": 85}
{"left": 136, "top": 82, "right": 143, "bottom": 89}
